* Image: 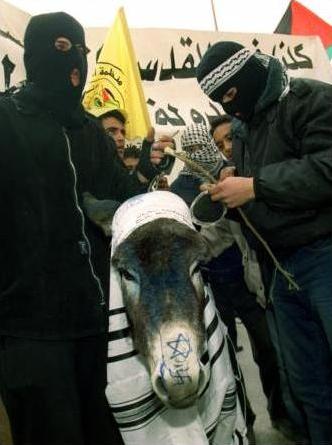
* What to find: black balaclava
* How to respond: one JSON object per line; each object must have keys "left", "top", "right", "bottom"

{"left": 196, "top": 41, "right": 268, "bottom": 122}
{"left": 23, "top": 12, "right": 87, "bottom": 113}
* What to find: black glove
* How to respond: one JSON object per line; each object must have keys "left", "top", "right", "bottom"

{"left": 137, "top": 139, "right": 175, "bottom": 180}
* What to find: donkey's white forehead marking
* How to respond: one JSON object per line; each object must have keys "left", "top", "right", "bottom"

{"left": 111, "top": 191, "right": 195, "bottom": 253}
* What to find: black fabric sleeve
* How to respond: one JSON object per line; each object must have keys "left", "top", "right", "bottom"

{"left": 254, "top": 86, "right": 332, "bottom": 210}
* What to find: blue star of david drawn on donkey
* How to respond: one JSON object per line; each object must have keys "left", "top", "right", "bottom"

{"left": 167, "top": 333, "right": 192, "bottom": 361}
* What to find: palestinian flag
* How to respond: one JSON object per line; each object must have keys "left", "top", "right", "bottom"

{"left": 275, "top": 0, "right": 332, "bottom": 59}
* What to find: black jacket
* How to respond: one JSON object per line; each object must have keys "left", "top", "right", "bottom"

{"left": 0, "top": 91, "right": 146, "bottom": 339}
{"left": 232, "top": 77, "right": 332, "bottom": 252}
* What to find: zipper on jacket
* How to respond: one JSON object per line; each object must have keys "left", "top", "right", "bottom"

{"left": 62, "top": 129, "right": 106, "bottom": 307}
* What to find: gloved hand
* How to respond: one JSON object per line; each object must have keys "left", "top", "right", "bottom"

{"left": 137, "top": 127, "right": 175, "bottom": 181}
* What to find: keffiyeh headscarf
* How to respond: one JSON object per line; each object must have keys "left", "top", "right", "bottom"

{"left": 180, "top": 123, "right": 224, "bottom": 178}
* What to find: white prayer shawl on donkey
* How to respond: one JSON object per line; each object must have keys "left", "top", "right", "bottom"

{"left": 106, "top": 191, "right": 247, "bottom": 445}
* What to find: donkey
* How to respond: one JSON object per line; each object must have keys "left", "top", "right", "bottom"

{"left": 83, "top": 190, "right": 247, "bottom": 445}
{"left": 112, "top": 216, "right": 210, "bottom": 408}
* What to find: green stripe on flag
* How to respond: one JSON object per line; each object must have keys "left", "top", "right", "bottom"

{"left": 326, "top": 45, "right": 332, "bottom": 60}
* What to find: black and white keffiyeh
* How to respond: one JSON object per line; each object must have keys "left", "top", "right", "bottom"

{"left": 106, "top": 191, "right": 248, "bottom": 445}
{"left": 180, "top": 124, "right": 224, "bottom": 178}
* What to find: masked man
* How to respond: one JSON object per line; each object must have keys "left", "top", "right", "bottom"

{"left": 197, "top": 41, "right": 332, "bottom": 445}
{"left": 0, "top": 12, "right": 173, "bottom": 445}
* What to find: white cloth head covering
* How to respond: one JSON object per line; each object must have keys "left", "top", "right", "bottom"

{"left": 111, "top": 191, "right": 195, "bottom": 253}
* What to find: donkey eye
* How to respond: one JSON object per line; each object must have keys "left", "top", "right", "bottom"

{"left": 190, "top": 263, "right": 201, "bottom": 276}
{"left": 119, "top": 268, "right": 135, "bottom": 282}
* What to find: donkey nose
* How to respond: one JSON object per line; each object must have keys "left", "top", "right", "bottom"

{"left": 151, "top": 359, "right": 202, "bottom": 408}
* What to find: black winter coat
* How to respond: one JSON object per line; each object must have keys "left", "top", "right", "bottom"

{"left": 0, "top": 92, "right": 146, "bottom": 339}
{"left": 232, "top": 77, "right": 332, "bottom": 252}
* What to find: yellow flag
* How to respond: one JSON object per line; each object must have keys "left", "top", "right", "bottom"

{"left": 82, "top": 7, "right": 151, "bottom": 140}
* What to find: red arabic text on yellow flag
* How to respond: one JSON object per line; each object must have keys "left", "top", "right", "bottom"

{"left": 82, "top": 7, "right": 151, "bottom": 140}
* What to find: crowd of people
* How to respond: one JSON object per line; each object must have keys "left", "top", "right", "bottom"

{"left": 0, "top": 10, "right": 331, "bottom": 445}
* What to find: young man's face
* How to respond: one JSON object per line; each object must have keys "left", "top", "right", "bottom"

{"left": 212, "top": 122, "right": 232, "bottom": 159}
{"left": 101, "top": 116, "right": 126, "bottom": 158}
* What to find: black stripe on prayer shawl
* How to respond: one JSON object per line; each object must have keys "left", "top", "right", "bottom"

{"left": 221, "top": 403, "right": 237, "bottom": 413}
{"left": 111, "top": 389, "right": 154, "bottom": 406}
{"left": 199, "top": 336, "right": 225, "bottom": 398}
{"left": 206, "top": 416, "right": 220, "bottom": 434}
{"left": 107, "top": 349, "right": 138, "bottom": 363}
{"left": 220, "top": 400, "right": 237, "bottom": 412}
{"left": 199, "top": 312, "right": 225, "bottom": 395}
{"left": 223, "top": 389, "right": 237, "bottom": 400}
{"left": 203, "top": 290, "right": 210, "bottom": 308}
{"left": 109, "top": 307, "right": 127, "bottom": 316}
{"left": 108, "top": 326, "right": 131, "bottom": 341}
{"left": 116, "top": 404, "right": 167, "bottom": 430}
{"left": 114, "top": 400, "right": 162, "bottom": 423}
{"left": 112, "top": 392, "right": 157, "bottom": 413}
{"left": 207, "top": 423, "right": 218, "bottom": 439}
{"left": 210, "top": 336, "right": 225, "bottom": 367}
{"left": 200, "top": 350, "right": 209, "bottom": 365}
{"left": 205, "top": 389, "right": 236, "bottom": 441}
{"left": 111, "top": 391, "right": 165, "bottom": 430}
{"left": 206, "top": 313, "right": 218, "bottom": 341}
{"left": 235, "top": 429, "right": 244, "bottom": 445}
{"left": 114, "top": 396, "right": 163, "bottom": 424}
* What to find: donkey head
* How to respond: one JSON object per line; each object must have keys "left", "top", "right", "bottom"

{"left": 112, "top": 217, "right": 211, "bottom": 408}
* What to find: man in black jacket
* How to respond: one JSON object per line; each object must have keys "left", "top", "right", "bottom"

{"left": 0, "top": 12, "right": 173, "bottom": 445}
{"left": 197, "top": 41, "right": 332, "bottom": 445}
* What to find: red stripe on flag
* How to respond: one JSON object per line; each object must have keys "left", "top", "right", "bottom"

{"left": 290, "top": 0, "right": 332, "bottom": 49}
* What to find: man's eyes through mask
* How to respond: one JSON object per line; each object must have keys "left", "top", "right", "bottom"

{"left": 55, "top": 37, "right": 72, "bottom": 52}
{"left": 55, "top": 37, "right": 90, "bottom": 55}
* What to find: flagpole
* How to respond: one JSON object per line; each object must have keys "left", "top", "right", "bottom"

{"left": 210, "top": 0, "right": 219, "bottom": 31}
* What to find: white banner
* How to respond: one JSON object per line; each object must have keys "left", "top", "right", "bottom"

{"left": 2, "top": 1, "right": 332, "bottom": 133}
{"left": 126, "top": 29, "right": 332, "bottom": 132}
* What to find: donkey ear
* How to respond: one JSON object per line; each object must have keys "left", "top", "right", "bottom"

{"left": 82, "top": 192, "right": 121, "bottom": 237}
